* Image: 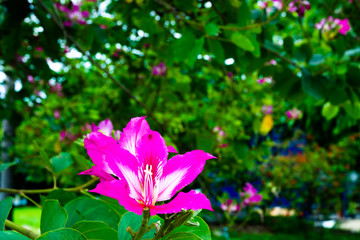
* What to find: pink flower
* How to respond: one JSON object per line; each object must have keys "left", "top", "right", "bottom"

{"left": 56, "top": 2, "right": 89, "bottom": 26}
{"left": 152, "top": 62, "right": 167, "bottom": 76}
{"left": 334, "top": 18, "right": 351, "bottom": 35}
{"left": 258, "top": 1, "right": 268, "bottom": 9}
{"left": 272, "top": 0, "right": 283, "bottom": 10}
{"left": 261, "top": 105, "right": 273, "bottom": 115}
{"left": 50, "top": 83, "right": 64, "bottom": 97}
{"left": 60, "top": 130, "right": 67, "bottom": 142}
{"left": 220, "top": 199, "right": 240, "bottom": 213}
{"left": 80, "top": 117, "right": 215, "bottom": 215}
{"left": 286, "top": 108, "right": 302, "bottom": 119}
{"left": 91, "top": 119, "right": 114, "bottom": 137}
{"left": 35, "top": 46, "right": 43, "bottom": 52}
{"left": 27, "top": 75, "right": 35, "bottom": 83}
{"left": 240, "top": 183, "right": 262, "bottom": 206}
{"left": 54, "top": 109, "right": 61, "bottom": 119}
{"left": 99, "top": 24, "right": 107, "bottom": 29}
{"left": 288, "top": 0, "right": 310, "bottom": 17}
{"left": 265, "top": 59, "right": 277, "bottom": 66}
{"left": 316, "top": 17, "right": 351, "bottom": 36}
{"left": 257, "top": 77, "right": 272, "bottom": 84}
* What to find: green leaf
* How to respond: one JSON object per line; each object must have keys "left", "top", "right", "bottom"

{"left": 343, "top": 47, "right": 360, "bottom": 57}
{"left": 167, "top": 216, "right": 211, "bottom": 240}
{"left": 64, "top": 197, "right": 120, "bottom": 230}
{"left": 196, "top": 134, "right": 215, "bottom": 153}
{"left": 301, "top": 69, "right": 328, "bottom": 100}
{"left": 98, "top": 196, "right": 127, "bottom": 216}
{"left": 230, "top": 33, "right": 254, "bottom": 52}
{"left": 204, "top": 23, "right": 219, "bottom": 36}
{"left": 346, "top": 65, "right": 360, "bottom": 88}
{"left": 188, "top": 37, "right": 205, "bottom": 67}
{"left": 207, "top": 39, "right": 225, "bottom": 64}
{"left": 233, "top": 140, "right": 249, "bottom": 159}
{"left": 41, "top": 200, "right": 68, "bottom": 234}
{"left": 173, "top": 30, "right": 196, "bottom": 62}
{"left": 50, "top": 152, "right": 73, "bottom": 173}
{"left": 72, "top": 221, "right": 118, "bottom": 240}
{"left": 0, "top": 231, "right": 31, "bottom": 240}
{"left": 283, "top": 36, "right": 294, "bottom": 56}
{"left": 45, "top": 189, "right": 78, "bottom": 206}
{"left": 118, "top": 212, "right": 163, "bottom": 240}
{"left": 321, "top": 102, "right": 339, "bottom": 120}
{"left": 0, "top": 160, "right": 16, "bottom": 173}
{"left": 344, "top": 101, "right": 360, "bottom": 119}
{"left": 165, "top": 232, "right": 202, "bottom": 239}
{"left": 0, "top": 197, "right": 13, "bottom": 230}
{"left": 36, "top": 228, "right": 87, "bottom": 240}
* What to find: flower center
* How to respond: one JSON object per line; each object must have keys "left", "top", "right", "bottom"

{"left": 141, "top": 164, "right": 159, "bottom": 206}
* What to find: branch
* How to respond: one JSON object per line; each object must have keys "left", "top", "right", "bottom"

{"left": 0, "top": 177, "right": 98, "bottom": 194}
{"left": 5, "top": 220, "right": 40, "bottom": 240}
{"left": 260, "top": 44, "right": 302, "bottom": 70}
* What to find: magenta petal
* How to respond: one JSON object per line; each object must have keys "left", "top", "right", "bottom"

{"left": 119, "top": 116, "right": 151, "bottom": 156}
{"left": 249, "top": 194, "right": 262, "bottom": 203}
{"left": 157, "top": 150, "right": 216, "bottom": 201}
{"left": 105, "top": 146, "right": 143, "bottom": 201}
{"left": 90, "top": 180, "right": 144, "bottom": 215}
{"left": 167, "top": 145, "right": 178, "bottom": 153}
{"left": 79, "top": 165, "right": 114, "bottom": 182}
{"left": 136, "top": 131, "right": 168, "bottom": 178}
{"left": 84, "top": 132, "right": 117, "bottom": 176}
{"left": 150, "top": 190, "right": 213, "bottom": 215}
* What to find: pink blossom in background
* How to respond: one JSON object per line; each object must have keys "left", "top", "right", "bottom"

{"left": 27, "top": 75, "right": 35, "bottom": 83}
{"left": 54, "top": 109, "right": 61, "bottom": 119}
{"left": 227, "top": 72, "right": 233, "bottom": 79}
{"left": 91, "top": 119, "right": 114, "bottom": 137}
{"left": 60, "top": 131, "right": 67, "bottom": 142}
{"left": 240, "top": 183, "right": 262, "bottom": 206}
{"left": 99, "top": 24, "right": 107, "bottom": 29}
{"left": 50, "top": 83, "right": 64, "bottom": 97}
{"left": 220, "top": 199, "right": 240, "bottom": 213}
{"left": 55, "top": 2, "right": 89, "bottom": 26}
{"left": 80, "top": 116, "right": 215, "bottom": 215}
{"left": 64, "top": 45, "right": 70, "bottom": 53}
{"left": 152, "top": 62, "right": 167, "bottom": 76}
{"left": 35, "top": 46, "right": 43, "bottom": 52}
{"left": 288, "top": 0, "right": 310, "bottom": 17}
{"left": 272, "top": 0, "right": 283, "bottom": 10}
{"left": 257, "top": 76, "right": 272, "bottom": 84}
{"left": 81, "top": 123, "right": 92, "bottom": 132}
{"left": 315, "top": 17, "right": 351, "bottom": 36}
{"left": 16, "top": 54, "right": 24, "bottom": 63}
{"left": 265, "top": 59, "right": 277, "bottom": 66}
{"left": 286, "top": 108, "right": 302, "bottom": 119}
{"left": 261, "top": 105, "right": 273, "bottom": 115}
{"left": 258, "top": 1, "right": 268, "bottom": 9}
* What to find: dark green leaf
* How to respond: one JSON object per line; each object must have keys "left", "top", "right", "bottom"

{"left": 118, "top": 212, "right": 163, "bottom": 240}
{"left": 64, "top": 198, "right": 120, "bottom": 230}
{"left": 45, "top": 189, "right": 78, "bottom": 206}
{"left": 188, "top": 37, "right": 205, "bottom": 67}
{"left": 196, "top": 134, "right": 215, "bottom": 153}
{"left": 41, "top": 200, "right": 68, "bottom": 234}
{"left": 72, "top": 221, "right": 118, "bottom": 240}
{"left": 0, "top": 231, "right": 31, "bottom": 240}
{"left": 0, "top": 197, "right": 13, "bottom": 230}
{"left": 165, "top": 232, "right": 202, "bottom": 239}
{"left": 207, "top": 39, "right": 225, "bottom": 64}
{"left": 36, "top": 228, "right": 86, "bottom": 240}
{"left": 204, "top": 23, "right": 219, "bottom": 36}
{"left": 50, "top": 152, "right": 73, "bottom": 173}
{"left": 344, "top": 101, "right": 360, "bottom": 119}
{"left": 167, "top": 216, "right": 211, "bottom": 240}
{"left": 0, "top": 160, "right": 16, "bottom": 173}
{"left": 98, "top": 196, "right": 127, "bottom": 216}
{"left": 233, "top": 140, "right": 249, "bottom": 159}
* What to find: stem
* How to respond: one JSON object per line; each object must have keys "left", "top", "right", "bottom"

{"left": 134, "top": 207, "right": 150, "bottom": 240}
{"left": 152, "top": 218, "right": 172, "bottom": 240}
{"left": 260, "top": 44, "right": 302, "bottom": 70}
{"left": 5, "top": 220, "right": 39, "bottom": 240}
{"left": 0, "top": 177, "right": 98, "bottom": 194}
{"left": 20, "top": 192, "right": 41, "bottom": 208}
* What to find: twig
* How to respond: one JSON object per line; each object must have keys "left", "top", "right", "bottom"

{"left": 20, "top": 192, "right": 42, "bottom": 208}
{"left": 0, "top": 177, "right": 98, "bottom": 194}
{"left": 260, "top": 44, "right": 302, "bottom": 70}
{"left": 5, "top": 220, "right": 40, "bottom": 240}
